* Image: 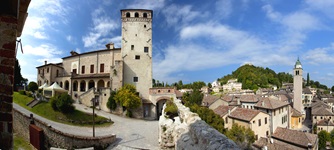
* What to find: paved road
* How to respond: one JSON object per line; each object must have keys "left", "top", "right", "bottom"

{"left": 13, "top": 103, "right": 159, "bottom": 149}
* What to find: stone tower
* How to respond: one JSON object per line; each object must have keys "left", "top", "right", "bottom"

{"left": 293, "top": 58, "right": 303, "bottom": 113}
{"left": 121, "top": 9, "right": 153, "bottom": 100}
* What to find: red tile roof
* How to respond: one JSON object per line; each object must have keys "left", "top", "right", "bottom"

{"left": 213, "top": 105, "right": 236, "bottom": 117}
{"left": 229, "top": 108, "right": 262, "bottom": 122}
{"left": 255, "top": 97, "right": 289, "bottom": 110}
{"left": 272, "top": 127, "right": 318, "bottom": 149}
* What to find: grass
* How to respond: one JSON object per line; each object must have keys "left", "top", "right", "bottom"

{"left": 14, "top": 134, "right": 35, "bottom": 150}
{"left": 13, "top": 92, "right": 113, "bottom": 127}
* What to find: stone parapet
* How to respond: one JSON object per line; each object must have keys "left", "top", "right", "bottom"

{"left": 159, "top": 99, "right": 239, "bottom": 149}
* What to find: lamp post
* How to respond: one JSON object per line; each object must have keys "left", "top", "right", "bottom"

{"left": 91, "top": 97, "right": 96, "bottom": 137}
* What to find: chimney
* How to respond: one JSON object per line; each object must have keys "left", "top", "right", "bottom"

{"left": 237, "top": 98, "right": 240, "bottom": 105}
{"left": 228, "top": 109, "right": 231, "bottom": 115}
{"left": 44, "top": 60, "right": 47, "bottom": 65}
{"left": 106, "top": 42, "right": 115, "bottom": 49}
{"left": 262, "top": 101, "right": 265, "bottom": 106}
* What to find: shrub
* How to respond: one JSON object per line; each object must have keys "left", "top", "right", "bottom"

{"left": 107, "top": 91, "right": 117, "bottom": 110}
{"left": 126, "top": 110, "right": 132, "bottom": 117}
{"left": 50, "top": 93, "right": 74, "bottom": 114}
{"left": 164, "top": 100, "right": 178, "bottom": 119}
{"left": 27, "top": 92, "right": 33, "bottom": 97}
{"left": 18, "top": 90, "right": 26, "bottom": 95}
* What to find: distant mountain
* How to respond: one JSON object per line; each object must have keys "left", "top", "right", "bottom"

{"left": 218, "top": 64, "right": 293, "bottom": 90}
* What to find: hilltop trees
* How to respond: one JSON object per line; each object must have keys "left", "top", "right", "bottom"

{"left": 14, "top": 59, "right": 27, "bottom": 91}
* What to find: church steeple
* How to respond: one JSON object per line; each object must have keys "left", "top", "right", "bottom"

{"left": 295, "top": 57, "right": 302, "bottom": 69}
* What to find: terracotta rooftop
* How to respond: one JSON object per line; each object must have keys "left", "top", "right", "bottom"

{"left": 303, "top": 88, "right": 313, "bottom": 94}
{"left": 228, "top": 108, "right": 262, "bottom": 122}
{"left": 221, "top": 95, "right": 259, "bottom": 103}
{"left": 312, "top": 105, "right": 334, "bottom": 116}
{"left": 272, "top": 127, "right": 318, "bottom": 149}
{"left": 318, "top": 119, "right": 334, "bottom": 126}
{"left": 291, "top": 108, "right": 302, "bottom": 117}
{"left": 202, "top": 94, "right": 221, "bottom": 106}
{"left": 253, "top": 137, "right": 295, "bottom": 150}
{"left": 254, "top": 97, "right": 289, "bottom": 110}
{"left": 213, "top": 105, "right": 236, "bottom": 117}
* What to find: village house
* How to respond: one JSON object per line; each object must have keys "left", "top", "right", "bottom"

{"left": 254, "top": 96, "right": 290, "bottom": 133}
{"left": 201, "top": 94, "right": 228, "bottom": 110}
{"left": 222, "top": 79, "right": 242, "bottom": 92}
{"left": 302, "top": 87, "right": 313, "bottom": 108}
{"left": 227, "top": 107, "right": 270, "bottom": 140}
{"left": 213, "top": 105, "right": 237, "bottom": 130}
{"left": 311, "top": 100, "right": 334, "bottom": 125}
{"left": 253, "top": 127, "right": 318, "bottom": 150}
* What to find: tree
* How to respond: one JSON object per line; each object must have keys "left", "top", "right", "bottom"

{"left": 208, "top": 83, "right": 212, "bottom": 88}
{"left": 331, "top": 86, "right": 334, "bottom": 92}
{"left": 226, "top": 123, "right": 255, "bottom": 149}
{"left": 330, "top": 129, "right": 334, "bottom": 148}
{"left": 50, "top": 93, "right": 74, "bottom": 114}
{"left": 28, "top": 81, "right": 38, "bottom": 92}
{"left": 14, "top": 59, "right": 26, "bottom": 91}
{"left": 318, "top": 130, "right": 330, "bottom": 149}
{"left": 183, "top": 89, "right": 203, "bottom": 105}
{"left": 107, "top": 90, "right": 117, "bottom": 110}
{"left": 114, "top": 84, "right": 141, "bottom": 115}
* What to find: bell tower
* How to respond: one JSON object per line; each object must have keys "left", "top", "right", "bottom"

{"left": 293, "top": 58, "right": 303, "bottom": 113}
{"left": 121, "top": 9, "right": 153, "bottom": 100}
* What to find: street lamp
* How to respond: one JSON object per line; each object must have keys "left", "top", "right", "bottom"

{"left": 91, "top": 97, "right": 97, "bottom": 137}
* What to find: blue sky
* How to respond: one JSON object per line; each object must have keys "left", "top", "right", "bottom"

{"left": 18, "top": 0, "right": 334, "bottom": 87}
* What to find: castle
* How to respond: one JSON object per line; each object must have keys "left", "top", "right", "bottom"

{"left": 36, "top": 9, "right": 166, "bottom": 119}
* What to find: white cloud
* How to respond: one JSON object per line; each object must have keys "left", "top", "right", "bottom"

{"left": 303, "top": 44, "right": 334, "bottom": 65}
{"left": 82, "top": 7, "right": 119, "bottom": 49}
{"left": 23, "top": 44, "right": 62, "bottom": 58}
{"left": 127, "top": 0, "right": 166, "bottom": 10}
{"left": 306, "top": 0, "right": 334, "bottom": 19}
{"left": 262, "top": 5, "right": 282, "bottom": 21}
{"left": 162, "top": 4, "right": 206, "bottom": 27}
{"left": 215, "top": 0, "right": 233, "bottom": 19}
{"left": 23, "top": 16, "right": 49, "bottom": 39}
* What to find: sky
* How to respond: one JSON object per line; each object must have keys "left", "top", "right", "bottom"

{"left": 17, "top": 0, "right": 334, "bottom": 88}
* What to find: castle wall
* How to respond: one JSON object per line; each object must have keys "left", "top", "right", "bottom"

{"left": 159, "top": 99, "right": 239, "bottom": 149}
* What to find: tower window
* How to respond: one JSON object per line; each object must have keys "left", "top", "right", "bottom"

{"left": 90, "top": 64, "right": 94, "bottom": 73}
{"left": 126, "top": 12, "right": 130, "bottom": 17}
{"left": 296, "top": 70, "right": 299, "bottom": 75}
{"left": 82, "top": 66, "right": 85, "bottom": 74}
{"left": 131, "top": 45, "right": 134, "bottom": 50}
{"left": 135, "top": 55, "right": 140, "bottom": 60}
{"left": 133, "top": 77, "right": 138, "bottom": 82}
{"left": 144, "top": 47, "right": 149, "bottom": 53}
{"left": 143, "top": 13, "right": 147, "bottom": 18}
{"left": 135, "top": 12, "right": 139, "bottom": 17}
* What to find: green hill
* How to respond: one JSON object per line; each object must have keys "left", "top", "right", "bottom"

{"left": 218, "top": 64, "right": 293, "bottom": 90}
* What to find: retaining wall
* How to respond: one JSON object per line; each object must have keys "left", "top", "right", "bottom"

{"left": 13, "top": 108, "right": 116, "bottom": 149}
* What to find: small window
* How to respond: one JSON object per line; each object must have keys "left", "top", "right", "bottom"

{"left": 265, "top": 117, "right": 267, "bottom": 124}
{"left": 133, "top": 77, "right": 138, "bottom": 82}
{"left": 100, "top": 64, "right": 104, "bottom": 73}
{"left": 253, "top": 120, "right": 255, "bottom": 124}
{"left": 158, "top": 90, "right": 160, "bottom": 93}
{"left": 143, "top": 13, "right": 147, "bottom": 18}
{"left": 72, "top": 69, "right": 77, "bottom": 74}
{"left": 144, "top": 25, "right": 146, "bottom": 28}
{"left": 144, "top": 47, "right": 149, "bottom": 53}
{"left": 314, "top": 116, "right": 316, "bottom": 119}
{"left": 168, "top": 90, "right": 170, "bottom": 93}
{"left": 135, "top": 55, "right": 140, "bottom": 60}
{"left": 131, "top": 45, "right": 134, "bottom": 50}
{"left": 126, "top": 12, "right": 130, "bottom": 17}
{"left": 225, "top": 117, "right": 228, "bottom": 124}
{"left": 266, "top": 131, "right": 269, "bottom": 136}
{"left": 135, "top": 12, "right": 139, "bottom": 17}
{"left": 90, "top": 64, "right": 94, "bottom": 73}
{"left": 82, "top": 66, "right": 85, "bottom": 74}
{"left": 258, "top": 119, "right": 261, "bottom": 126}
{"left": 47, "top": 67, "right": 49, "bottom": 73}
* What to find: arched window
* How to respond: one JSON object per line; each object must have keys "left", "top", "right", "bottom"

{"left": 143, "top": 13, "right": 147, "bottom": 18}
{"left": 135, "top": 12, "right": 139, "bottom": 17}
{"left": 126, "top": 12, "right": 130, "bottom": 18}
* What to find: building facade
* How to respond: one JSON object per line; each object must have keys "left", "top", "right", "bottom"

{"left": 36, "top": 9, "right": 156, "bottom": 119}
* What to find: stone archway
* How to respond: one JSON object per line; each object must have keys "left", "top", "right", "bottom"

{"left": 80, "top": 80, "right": 86, "bottom": 92}
{"left": 97, "top": 80, "right": 104, "bottom": 89}
{"left": 88, "top": 80, "right": 95, "bottom": 89}
{"left": 156, "top": 97, "right": 170, "bottom": 120}
{"left": 65, "top": 80, "right": 69, "bottom": 90}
